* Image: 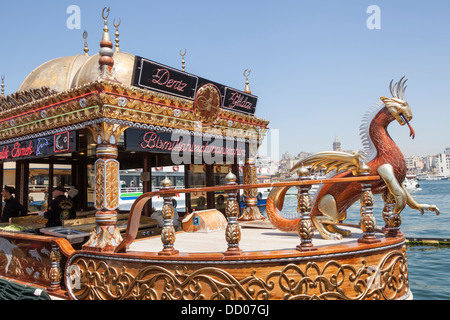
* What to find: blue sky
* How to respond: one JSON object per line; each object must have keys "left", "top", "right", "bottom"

{"left": 1, "top": 0, "right": 449, "bottom": 158}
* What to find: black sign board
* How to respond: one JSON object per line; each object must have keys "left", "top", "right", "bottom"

{"left": 222, "top": 87, "right": 257, "bottom": 114}
{"left": 132, "top": 56, "right": 257, "bottom": 115}
{"left": 132, "top": 56, "right": 198, "bottom": 99}
{"left": 125, "top": 129, "right": 248, "bottom": 162}
{"left": 0, "top": 131, "right": 77, "bottom": 161}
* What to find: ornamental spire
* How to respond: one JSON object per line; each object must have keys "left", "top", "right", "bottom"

{"left": 243, "top": 69, "right": 251, "bottom": 94}
{"left": 180, "top": 48, "right": 186, "bottom": 72}
{"left": 1, "top": 75, "right": 4, "bottom": 97}
{"left": 113, "top": 18, "right": 121, "bottom": 53}
{"left": 98, "top": 7, "right": 116, "bottom": 81}
{"left": 83, "top": 30, "right": 89, "bottom": 56}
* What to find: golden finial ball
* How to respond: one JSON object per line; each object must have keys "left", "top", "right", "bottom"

{"left": 359, "top": 164, "right": 371, "bottom": 174}
{"left": 161, "top": 176, "right": 173, "bottom": 187}
{"left": 297, "top": 167, "right": 310, "bottom": 177}
{"left": 225, "top": 169, "right": 237, "bottom": 183}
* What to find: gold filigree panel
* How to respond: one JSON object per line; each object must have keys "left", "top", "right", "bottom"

{"left": 67, "top": 249, "right": 409, "bottom": 300}
{"left": 87, "top": 122, "right": 127, "bottom": 145}
{"left": 94, "top": 160, "right": 105, "bottom": 210}
{"left": 243, "top": 165, "right": 258, "bottom": 197}
{"left": 105, "top": 160, "right": 119, "bottom": 210}
{"left": 193, "top": 84, "right": 222, "bottom": 126}
{"left": 94, "top": 159, "right": 119, "bottom": 210}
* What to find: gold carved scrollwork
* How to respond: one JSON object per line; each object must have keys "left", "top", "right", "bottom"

{"left": 93, "top": 158, "right": 119, "bottom": 211}
{"left": 225, "top": 224, "right": 241, "bottom": 245}
{"left": 266, "top": 250, "right": 408, "bottom": 300}
{"left": 382, "top": 190, "right": 402, "bottom": 236}
{"left": 0, "top": 80, "right": 269, "bottom": 142}
{"left": 298, "top": 219, "right": 314, "bottom": 243}
{"left": 67, "top": 249, "right": 409, "bottom": 300}
{"left": 68, "top": 259, "right": 271, "bottom": 300}
{"left": 161, "top": 201, "right": 176, "bottom": 248}
{"left": 87, "top": 122, "right": 128, "bottom": 146}
{"left": 225, "top": 199, "right": 238, "bottom": 218}
{"left": 193, "top": 84, "right": 222, "bottom": 126}
{"left": 94, "top": 160, "right": 105, "bottom": 209}
{"left": 105, "top": 160, "right": 119, "bottom": 210}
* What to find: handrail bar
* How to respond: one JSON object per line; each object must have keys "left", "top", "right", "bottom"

{"left": 114, "top": 175, "right": 381, "bottom": 253}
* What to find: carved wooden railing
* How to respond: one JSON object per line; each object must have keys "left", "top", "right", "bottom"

{"left": 115, "top": 171, "right": 387, "bottom": 254}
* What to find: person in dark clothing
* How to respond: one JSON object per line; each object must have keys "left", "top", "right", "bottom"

{"left": 42, "top": 186, "right": 76, "bottom": 228}
{"left": 1, "top": 186, "right": 26, "bottom": 222}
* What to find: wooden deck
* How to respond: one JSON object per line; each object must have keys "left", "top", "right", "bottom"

{"left": 129, "top": 221, "right": 371, "bottom": 254}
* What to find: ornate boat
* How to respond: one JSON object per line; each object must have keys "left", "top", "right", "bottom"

{"left": 0, "top": 8, "right": 439, "bottom": 301}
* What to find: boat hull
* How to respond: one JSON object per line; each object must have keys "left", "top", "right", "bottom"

{"left": 64, "top": 233, "right": 410, "bottom": 300}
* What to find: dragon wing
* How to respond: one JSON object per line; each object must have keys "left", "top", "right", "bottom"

{"left": 290, "top": 151, "right": 364, "bottom": 176}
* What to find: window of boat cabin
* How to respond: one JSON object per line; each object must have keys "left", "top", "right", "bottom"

{"left": 1, "top": 162, "right": 73, "bottom": 214}
{"left": 213, "top": 164, "right": 230, "bottom": 214}
{"left": 189, "top": 164, "right": 207, "bottom": 211}
{"left": 33, "top": 163, "right": 72, "bottom": 212}
{"left": 187, "top": 164, "right": 233, "bottom": 215}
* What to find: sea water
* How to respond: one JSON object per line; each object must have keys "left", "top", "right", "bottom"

{"left": 261, "top": 180, "right": 450, "bottom": 300}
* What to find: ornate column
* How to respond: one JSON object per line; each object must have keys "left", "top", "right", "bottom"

{"left": 358, "top": 164, "right": 381, "bottom": 244}
{"left": 224, "top": 169, "right": 241, "bottom": 256}
{"left": 82, "top": 123, "right": 127, "bottom": 252}
{"left": 159, "top": 177, "right": 179, "bottom": 256}
{"left": 382, "top": 189, "right": 403, "bottom": 238}
{"left": 296, "top": 167, "right": 316, "bottom": 251}
{"left": 240, "top": 156, "right": 265, "bottom": 221}
{"left": 47, "top": 243, "right": 62, "bottom": 292}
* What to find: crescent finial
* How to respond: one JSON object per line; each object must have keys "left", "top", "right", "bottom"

{"left": 102, "top": 7, "right": 110, "bottom": 20}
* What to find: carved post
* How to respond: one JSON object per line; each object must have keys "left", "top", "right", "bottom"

{"left": 240, "top": 156, "right": 265, "bottom": 221}
{"left": 47, "top": 243, "right": 62, "bottom": 292}
{"left": 296, "top": 167, "right": 317, "bottom": 251}
{"left": 159, "top": 177, "right": 179, "bottom": 256}
{"left": 224, "top": 169, "right": 241, "bottom": 256}
{"left": 382, "top": 190, "right": 403, "bottom": 237}
{"left": 358, "top": 164, "right": 381, "bottom": 244}
{"left": 83, "top": 123, "right": 127, "bottom": 252}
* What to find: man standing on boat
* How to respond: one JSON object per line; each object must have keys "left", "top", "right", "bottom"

{"left": 1, "top": 186, "right": 27, "bottom": 222}
{"left": 41, "top": 186, "right": 76, "bottom": 227}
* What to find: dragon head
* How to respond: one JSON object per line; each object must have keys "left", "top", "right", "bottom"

{"left": 380, "top": 76, "right": 415, "bottom": 139}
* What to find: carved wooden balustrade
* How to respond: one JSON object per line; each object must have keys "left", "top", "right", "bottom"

{"left": 115, "top": 171, "right": 397, "bottom": 254}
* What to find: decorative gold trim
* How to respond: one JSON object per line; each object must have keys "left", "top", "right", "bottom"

{"left": 0, "top": 80, "right": 268, "bottom": 142}
{"left": 67, "top": 249, "right": 409, "bottom": 300}
{"left": 94, "top": 160, "right": 105, "bottom": 210}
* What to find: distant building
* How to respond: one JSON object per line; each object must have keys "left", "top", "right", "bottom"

{"left": 333, "top": 137, "right": 342, "bottom": 152}
{"left": 405, "top": 155, "right": 425, "bottom": 174}
{"left": 437, "top": 152, "right": 450, "bottom": 177}
{"left": 423, "top": 155, "right": 438, "bottom": 173}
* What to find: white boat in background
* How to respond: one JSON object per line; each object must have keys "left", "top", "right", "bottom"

{"left": 417, "top": 174, "right": 449, "bottom": 181}
{"left": 403, "top": 178, "right": 421, "bottom": 191}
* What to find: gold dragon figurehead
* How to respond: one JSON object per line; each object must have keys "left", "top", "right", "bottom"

{"left": 380, "top": 76, "right": 415, "bottom": 139}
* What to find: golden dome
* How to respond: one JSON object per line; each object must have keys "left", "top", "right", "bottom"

{"left": 18, "top": 50, "right": 135, "bottom": 93}
{"left": 18, "top": 54, "right": 90, "bottom": 92}
{"left": 70, "top": 51, "right": 135, "bottom": 89}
